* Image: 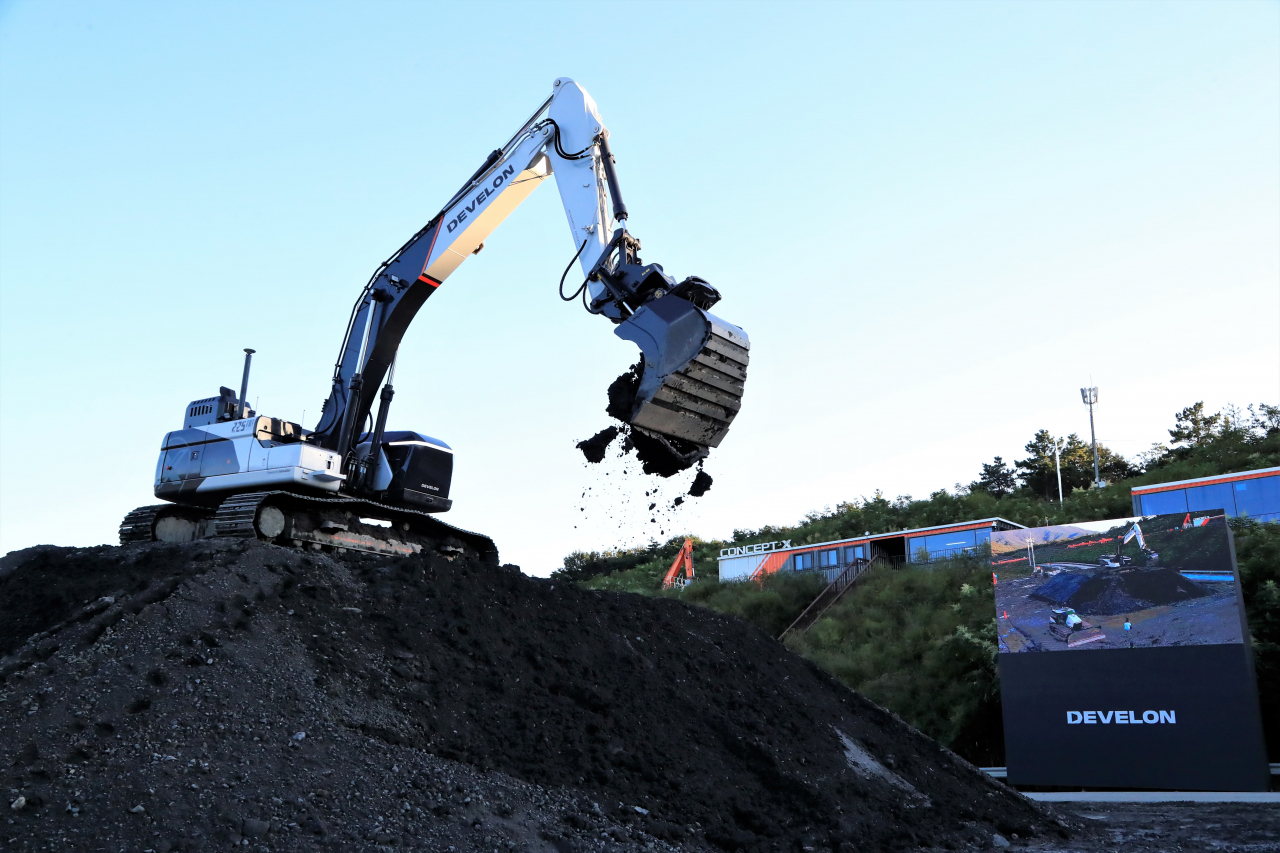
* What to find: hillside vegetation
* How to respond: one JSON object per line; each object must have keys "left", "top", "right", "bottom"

{"left": 557, "top": 403, "right": 1280, "bottom": 762}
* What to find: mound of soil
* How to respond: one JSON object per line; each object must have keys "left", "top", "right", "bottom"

{"left": 1034, "top": 568, "right": 1210, "bottom": 616}
{"left": 0, "top": 542, "right": 1076, "bottom": 852}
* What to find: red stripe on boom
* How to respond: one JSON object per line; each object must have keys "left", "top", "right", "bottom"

{"left": 417, "top": 274, "right": 441, "bottom": 288}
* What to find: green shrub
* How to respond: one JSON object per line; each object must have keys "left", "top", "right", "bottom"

{"left": 785, "top": 555, "right": 1004, "bottom": 763}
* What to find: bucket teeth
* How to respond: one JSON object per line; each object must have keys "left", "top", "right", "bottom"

{"left": 630, "top": 319, "right": 749, "bottom": 448}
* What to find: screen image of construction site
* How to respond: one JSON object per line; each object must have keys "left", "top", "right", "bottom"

{"left": 992, "top": 511, "right": 1243, "bottom": 653}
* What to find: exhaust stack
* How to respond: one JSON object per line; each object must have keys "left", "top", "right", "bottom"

{"left": 237, "top": 348, "right": 256, "bottom": 419}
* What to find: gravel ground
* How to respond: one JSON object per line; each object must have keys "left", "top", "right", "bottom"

{"left": 1023, "top": 802, "right": 1280, "bottom": 852}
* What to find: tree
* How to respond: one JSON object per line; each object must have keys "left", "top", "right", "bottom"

{"left": 1135, "top": 443, "right": 1169, "bottom": 472}
{"left": 971, "top": 456, "right": 1016, "bottom": 498}
{"left": 1017, "top": 430, "right": 1079, "bottom": 498}
{"left": 1016, "top": 430, "right": 1133, "bottom": 499}
{"left": 1169, "top": 402, "right": 1222, "bottom": 448}
{"left": 1250, "top": 404, "right": 1280, "bottom": 437}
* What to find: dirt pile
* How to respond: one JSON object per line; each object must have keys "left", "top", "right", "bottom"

{"left": 0, "top": 541, "right": 1075, "bottom": 852}
{"left": 1032, "top": 568, "right": 1210, "bottom": 616}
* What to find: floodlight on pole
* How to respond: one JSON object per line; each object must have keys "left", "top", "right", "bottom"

{"left": 1054, "top": 439, "right": 1064, "bottom": 505}
{"left": 1080, "top": 386, "right": 1102, "bottom": 488}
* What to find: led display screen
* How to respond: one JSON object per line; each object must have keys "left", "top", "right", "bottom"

{"left": 992, "top": 512, "right": 1268, "bottom": 791}
{"left": 992, "top": 512, "right": 1242, "bottom": 652}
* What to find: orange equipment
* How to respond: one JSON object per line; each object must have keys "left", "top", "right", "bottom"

{"left": 662, "top": 539, "right": 695, "bottom": 589}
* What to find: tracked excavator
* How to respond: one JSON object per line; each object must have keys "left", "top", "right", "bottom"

{"left": 120, "top": 78, "right": 750, "bottom": 561}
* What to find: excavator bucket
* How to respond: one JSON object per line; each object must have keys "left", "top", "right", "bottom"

{"left": 614, "top": 294, "right": 749, "bottom": 453}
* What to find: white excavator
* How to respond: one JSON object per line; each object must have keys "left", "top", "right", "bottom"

{"left": 120, "top": 78, "right": 750, "bottom": 561}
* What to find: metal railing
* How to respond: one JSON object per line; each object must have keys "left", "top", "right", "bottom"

{"left": 908, "top": 545, "right": 989, "bottom": 564}
{"left": 778, "top": 558, "right": 872, "bottom": 641}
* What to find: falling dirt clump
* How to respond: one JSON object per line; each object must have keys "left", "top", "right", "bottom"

{"left": 625, "top": 426, "right": 689, "bottom": 477}
{"left": 606, "top": 359, "right": 643, "bottom": 422}
{"left": 576, "top": 426, "right": 619, "bottom": 463}
{"left": 689, "top": 469, "right": 714, "bottom": 496}
{"left": 0, "top": 541, "right": 1075, "bottom": 853}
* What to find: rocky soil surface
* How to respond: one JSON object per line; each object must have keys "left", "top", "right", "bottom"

{"left": 0, "top": 539, "right": 1082, "bottom": 852}
{"left": 1026, "top": 802, "right": 1280, "bottom": 852}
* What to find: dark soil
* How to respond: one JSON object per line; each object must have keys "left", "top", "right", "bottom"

{"left": 576, "top": 426, "right": 619, "bottom": 464}
{"left": 596, "top": 359, "right": 704, "bottom": 478}
{"left": 605, "top": 361, "right": 643, "bottom": 423}
{"left": 0, "top": 541, "right": 1080, "bottom": 852}
{"left": 1034, "top": 568, "right": 1211, "bottom": 616}
{"left": 1117, "top": 567, "right": 1211, "bottom": 606}
{"left": 689, "top": 470, "right": 714, "bottom": 497}
{"left": 624, "top": 427, "right": 688, "bottom": 477}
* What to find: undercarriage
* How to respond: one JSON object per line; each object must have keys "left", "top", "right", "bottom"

{"left": 120, "top": 490, "right": 498, "bottom": 564}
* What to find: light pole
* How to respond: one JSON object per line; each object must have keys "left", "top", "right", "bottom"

{"left": 1054, "top": 439, "right": 1064, "bottom": 505}
{"left": 1080, "top": 386, "right": 1102, "bottom": 488}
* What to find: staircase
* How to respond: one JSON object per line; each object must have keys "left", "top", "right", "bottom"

{"left": 778, "top": 558, "right": 874, "bottom": 641}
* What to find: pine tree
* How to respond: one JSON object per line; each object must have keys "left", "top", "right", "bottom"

{"left": 972, "top": 456, "right": 1016, "bottom": 498}
{"left": 1169, "top": 401, "right": 1222, "bottom": 448}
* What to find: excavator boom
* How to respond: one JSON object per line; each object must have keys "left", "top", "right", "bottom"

{"left": 313, "top": 77, "right": 749, "bottom": 468}
{"left": 662, "top": 539, "right": 696, "bottom": 589}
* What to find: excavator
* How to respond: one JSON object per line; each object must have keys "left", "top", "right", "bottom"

{"left": 120, "top": 78, "right": 750, "bottom": 561}
{"left": 662, "top": 539, "right": 696, "bottom": 589}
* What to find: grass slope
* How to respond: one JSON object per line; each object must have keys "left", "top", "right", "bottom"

{"left": 559, "top": 404, "right": 1280, "bottom": 763}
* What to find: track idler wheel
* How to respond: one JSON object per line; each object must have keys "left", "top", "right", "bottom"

{"left": 119, "top": 504, "right": 213, "bottom": 544}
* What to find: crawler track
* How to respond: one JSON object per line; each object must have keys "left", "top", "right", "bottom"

{"left": 121, "top": 491, "right": 498, "bottom": 563}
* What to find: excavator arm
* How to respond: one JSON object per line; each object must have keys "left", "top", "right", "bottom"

{"left": 311, "top": 78, "right": 750, "bottom": 480}
{"left": 662, "top": 539, "right": 696, "bottom": 589}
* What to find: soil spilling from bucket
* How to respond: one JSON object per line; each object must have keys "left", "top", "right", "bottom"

{"left": 592, "top": 360, "right": 706, "bottom": 478}
{"left": 0, "top": 541, "right": 1074, "bottom": 853}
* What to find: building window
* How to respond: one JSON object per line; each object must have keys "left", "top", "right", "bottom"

{"left": 793, "top": 552, "right": 814, "bottom": 571}
{"left": 924, "top": 530, "right": 977, "bottom": 558}
{"left": 843, "top": 545, "right": 865, "bottom": 562}
{"left": 817, "top": 549, "right": 839, "bottom": 568}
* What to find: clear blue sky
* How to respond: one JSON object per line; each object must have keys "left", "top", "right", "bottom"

{"left": 2, "top": 1, "right": 1277, "bottom": 572}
